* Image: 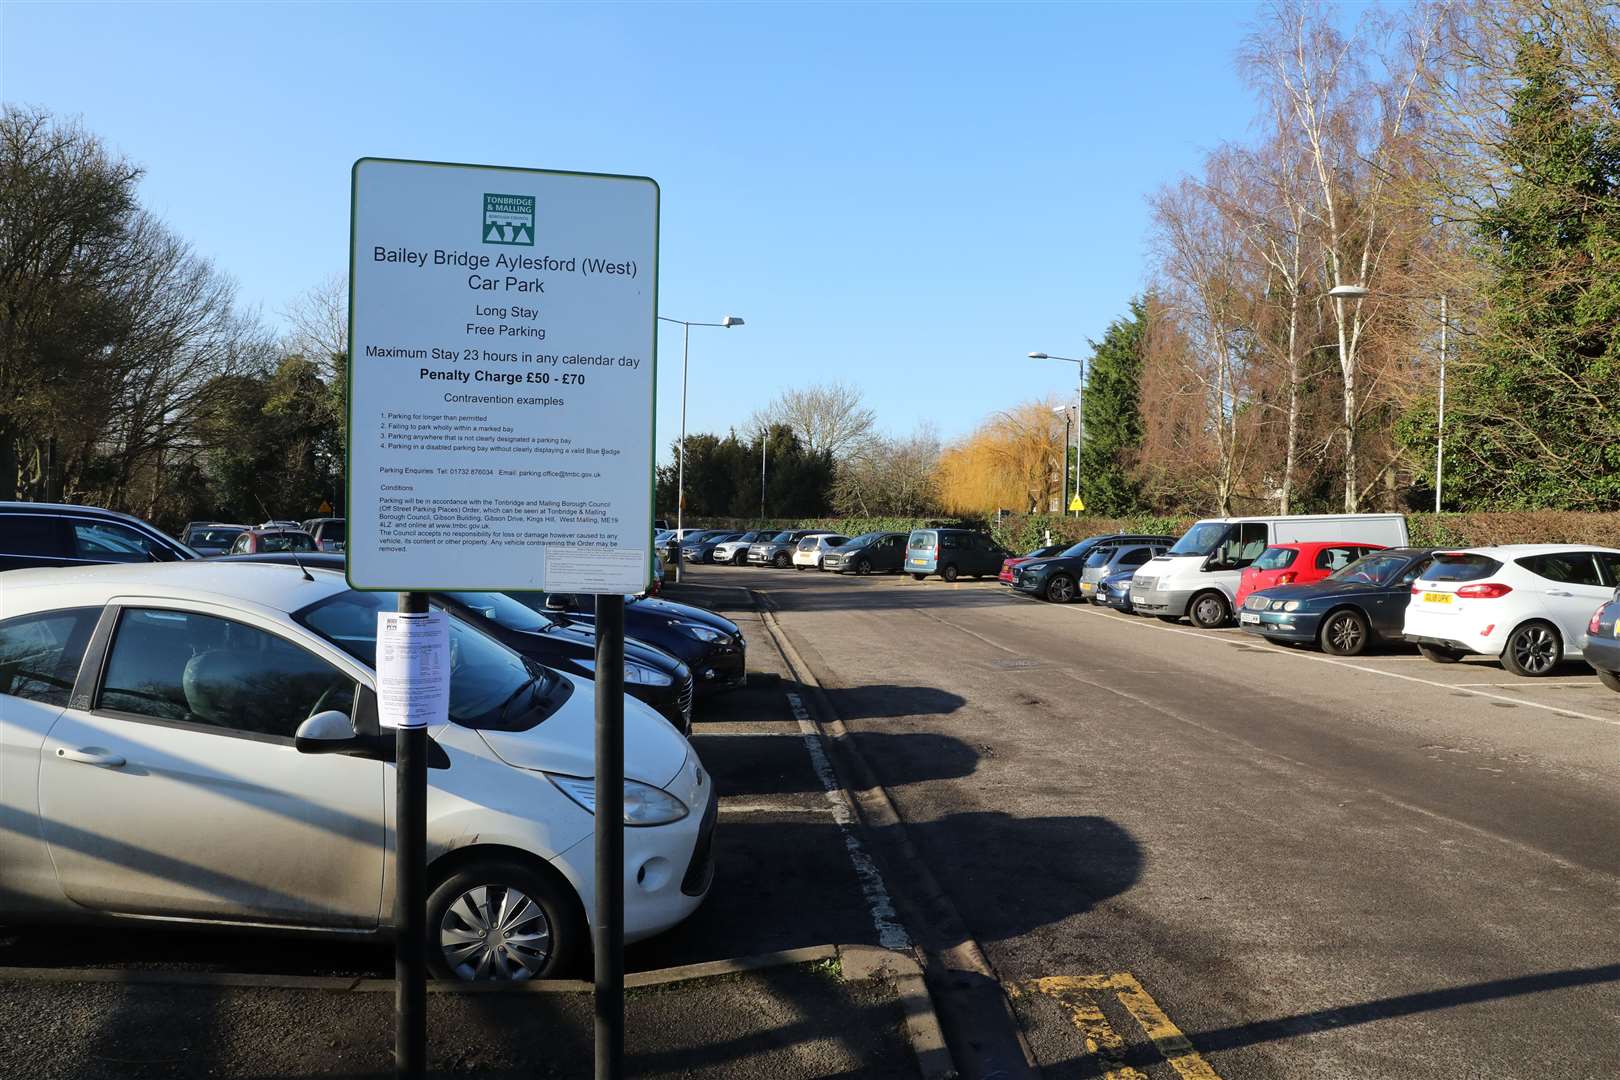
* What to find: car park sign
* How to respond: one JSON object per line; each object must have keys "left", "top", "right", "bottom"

{"left": 347, "top": 158, "right": 658, "bottom": 593}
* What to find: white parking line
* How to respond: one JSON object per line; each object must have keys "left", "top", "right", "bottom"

{"left": 784, "top": 689, "right": 913, "bottom": 951}
{"left": 1063, "top": 604, "right": 1620, "bottom": 728}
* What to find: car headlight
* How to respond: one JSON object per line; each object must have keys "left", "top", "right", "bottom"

{"left": 546, "top": 775, "right": 690, "bottom": 826}
{"left": 677, "top": 621, "right": 731, "bottom": 645}
{"left": 577, "top": 659, "right": 674, "bottom": 686}
{"left": 1283, "top": 601, "right": 1301, "bottom": 612}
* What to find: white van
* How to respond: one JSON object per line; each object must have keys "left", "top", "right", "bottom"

{"left": 1130, "top": 513, "right": 1410, "bottom": 628}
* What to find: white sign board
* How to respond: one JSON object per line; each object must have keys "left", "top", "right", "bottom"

{"left": 375, "top": 611, "right": 451, "bottom": 729}
{"left": 348, "top": 158, "right": 657, "bottom": 592}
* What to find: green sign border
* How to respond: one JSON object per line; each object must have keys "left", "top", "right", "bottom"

{"left": 345, "top": 156, "right": 660, "bottom": 593}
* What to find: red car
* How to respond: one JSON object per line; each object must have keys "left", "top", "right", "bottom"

{"left": 1233, "top": 541, "right": 1388, "bottom": 609}
{"left": 999, "top": 543, "right": 1067, "bottom": 584}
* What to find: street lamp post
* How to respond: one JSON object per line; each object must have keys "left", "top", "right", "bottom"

{"left": 1326, "top": 285, "right": 1446, "bottom": 512}
{"left": 658, "top": 314, "right": 744, "bottom": 581}
{"left": 1051, "top": 404, "right": 1071, "bottom": 515}
{"left": 1030, "top": 351, "right": 1086, "bottom": 513}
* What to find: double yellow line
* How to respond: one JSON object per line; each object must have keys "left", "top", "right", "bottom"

{"left": 1009, "top": 974, "right": 1223, "bottom": 1080}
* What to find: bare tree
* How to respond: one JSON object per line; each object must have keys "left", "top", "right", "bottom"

{"left": 831, "top": 425, "right": 941, "bottom": 516}
{"left": 282, "top": 272, "right": 349, "bottom": 377}
{"left": 752, "top": 381, "right": 877, "bottom": 458}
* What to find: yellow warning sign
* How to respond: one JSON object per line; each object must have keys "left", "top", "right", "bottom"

{"left": 1069, "top": 495, "right": 1085, "bottom": 512}
{"left": 318, "top": 499, "right": 334, "bottom": 515}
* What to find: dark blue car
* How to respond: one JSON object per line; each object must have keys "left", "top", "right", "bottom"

{"left": 1237, "top": 547, "right": 1437, "bottom": 656}
{"left": 1584, "top": 588, "right": 1620, "bottom": 694}
{"left": 1010, "top": 533, "right": 1175, "bottom": 603}
{"left": 1097, "top": 567, "right": 1140, "bottom": 612}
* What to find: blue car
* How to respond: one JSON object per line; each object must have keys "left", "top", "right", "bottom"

{"left": 1584, "top": 587, "right": 1620, "bottom": 694}
{"left": 1237, "top": 547, "right": 1437, "bottom": 656}
{"left": 1098, "top": 568, "right": 1139, "bottom": 613}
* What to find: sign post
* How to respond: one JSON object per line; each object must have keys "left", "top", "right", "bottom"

{"left": 348, "top": 158, "right": 658, "bottom": 1080}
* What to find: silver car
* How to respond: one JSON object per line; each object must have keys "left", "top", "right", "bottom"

{"left": 747, "top": 529, "right": 815, "bottom": 568}
{"left": 0, "top": 561, "right": 714, "bottom": 981}
{"left": 1079, "top": 543, "right": 1167, "bottom": 602}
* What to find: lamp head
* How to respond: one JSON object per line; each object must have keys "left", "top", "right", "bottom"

{"left": 722, "top": 316, "right": 744, "bottom": 328}
{"left": 1028, "top": 351, "right": 1048, "bottom": 359}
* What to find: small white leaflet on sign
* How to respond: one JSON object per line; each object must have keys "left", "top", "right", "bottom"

{"left": 544, "top": 548, "right": 646, "bottom": 594}
{"left": 376, "top": 611, "right": 451, "bottom": 729}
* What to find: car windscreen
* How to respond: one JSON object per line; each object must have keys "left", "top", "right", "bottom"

{"left": 826, "top": 536, "right": 849, "bottom": 547}
{"left": 442, "top": 591, "right": 557, "bottom": 633}
{"left": 194, "top": 527, "right": 244, "bottom": 547}
{"left": 1168, "top": 523, "right": 1231, "bottom": 557}
{"left": 261, "top": 532, "right": 316, "bottom": 553}
{"left": 1330, "top": 552, "right": 1409, "bottom": 585}
{"left": 1058, "top": 534, "right": 1112, "bottom": 558}
{"left": 296, "top": 590, "right": 561, "bottom": 731}
{"left": 1254, "top": 547, "right": 1298, "bottom": 571}
{"left": 1084, "top": 548, "right": 1115, "bottom": 568}
{"left": 845, "top": 532, "right": 882, "bottom": 547}
{"left": 1422, "top": 553, "right": 1503, "bottom": 582}
{"left": 320, "top": 521, "right": 346, "bottom": 542}
{"left": 771, "top": 531, "right": 793, "bottom": 543}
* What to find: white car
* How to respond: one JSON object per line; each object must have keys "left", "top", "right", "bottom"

{"left": 0, "top": 561, "right": 713, "bottom": 980}
{"left": 1402, "top": 544, "right": 1620, "bottom": 676}
{"left": 792, "top": 533, "right": 849, "bottom": 570}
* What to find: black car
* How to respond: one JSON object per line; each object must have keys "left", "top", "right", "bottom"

{"left": 1010, "top": 533, "right": 1176, "bottom": 603}
{"left": 220, "top": 553, "right": 696, "bottom": 732}
{"left": 181, "top": 521, "right": 249, "bottom": 556}
{"left": 512, "top": 591, "right": 746, "bottom": 696}
{"left": 1586, "top": 587, "right": 1620, "bottom": 693}
{"left": 822, "top": 531, "right": 908, "bottom": 574}
{"left": 1, "top": 502, "right": 195, "bottom": 572}
{"left": 1237, "top": 547, "right": 1438, "bottom": 656}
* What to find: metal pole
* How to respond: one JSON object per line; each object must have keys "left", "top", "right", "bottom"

{"left": 760, "top": 433, "right": 767, "bottom": 521}
{"left": 1062, "top": 412, "right": 1071, "bottom": 515}
{"left": 674, "top": 322, "right": 689, "bottom": 583}
{"left": 594, "top": 595, "right": 626, "bottom": 1080}
{"left": 1436, "top": 294, "right": 1446, "bottom": 514}
{"left": 395, "top": 591, "right": 428, "bottom": 1080}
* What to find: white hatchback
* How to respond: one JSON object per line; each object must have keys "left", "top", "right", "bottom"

{"left": 1402, "top": 544, "right": 1620, "bottom": 676}
{"left": 0, "top": 562, "right": 714, "bottom": 980}
{"left": 792, "top": 534, "right": 849, "bottom": 570}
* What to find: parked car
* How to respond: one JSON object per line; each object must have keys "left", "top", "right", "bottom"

{"left": 654, "top": 531, "right": 679, "bottom": 564}
{"left": 711, "top": 531, "right": 767, "bottom": 565}
{"left": 0, "top": 502, "right": 195, "bottom": 572}
{"left": 181, "top": 522, "right": 249, "bottom": 555}
{"left": 793, "top": 533, "right": 848, "bottom": 570}
{"left": 822, "top": 532, "right": 908, "bottom": 575}
{"left": 1131, "top": 514, "right": 1411, "bottom": 628}
{"left": 513, "top": 591, "right": 746, "bottom": 697}
{"left": 748, "top": 530, "right": 817, "bottom": 568}
{"left": 1098, "top": 567, "right": 1141, "bottom": 613}
{"left": 905, "top": 529, "right": 1010, "bottom": 582}
{"left": 1010, "top": 534, "right": 1175, "bottom": 603}
{"left": 1079, "top": 542, "right": 1169, "bottom": 602}
{"left": 1231, "top": 542, "right": 1388, "bottom": 609}
{"left": 258, "top": 519, "right": 301, "bottom": 530}
{"left": 0, "top": 560, "right": 712, "bottom": 982}
{"left": 222, "top": 553, "right": 695, "bottom": 730}
{"left": 1238, "top": 547, "right": 1437, "bottom": 656}
{"left": 999, "top": 543, "right": 1067, "bottom": 584}
{"left": 300, "top": 517, "right": 347, "bottom": 553}
{"left": 227, "top": 527, "right": 318, "bottom": 555}
{"left": 1584, "top": 588, "right": 1620, "bottom": 693}
{"left": 1402, "top": 545, "right": 1620, "bottom": 676}
{"left": 681, "top": 532, "right": 742, "bottom": 564}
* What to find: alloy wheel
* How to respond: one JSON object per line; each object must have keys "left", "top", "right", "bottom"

{"left": 1046, "top": 575, "right": 1075, "bottom": 603}
{"left": 1325, "top": 612, "right": 1364, "bottom": 654}
{"left": 439, "top": 884, "right": 553, "bottom": 981}
{"left": 1510, "top": 625, "right": 1558, "bottom": 675}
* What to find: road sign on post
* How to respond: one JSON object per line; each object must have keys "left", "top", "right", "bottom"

{"left": 348, "top": 158, "right": 658, "bottom": 1080}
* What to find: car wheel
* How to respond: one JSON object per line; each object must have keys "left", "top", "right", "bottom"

{"left": 855, "top": 558, "right": 871, "bottom": 575}
{"left": 1188, "top": 591, "right": 1230, "bottom": 629}
{"left": 774, "top": 552, "right": 791, "bottom": 569}
{"left": 1597, "top": 668, "right": 1620, "bottom": 693}
{"left": 1319, "top": 609, "right": 1370, "bottom": 656}
{"left": 941, "top": 563, "right": 959, "bottom": 582}
{"left": 1417, "top": 643, "right": 1463, "bottom": 664}
{"left": 1501, "top": 621, "right": 1561, "bottom": 677}
{"left": 795, "top": 564, "right": 806, "bottom": 571}
{"left": 1044, "top": 574, "right": 1076, "bottom": 603}
{"left": 427, "top": 859, "right": 583, "bottom": 982}
{"left": 731, "top": 551, "right": 747, "bottom": 565}
{"left": 911, "top": 573, "right": 926, "bottom": 581}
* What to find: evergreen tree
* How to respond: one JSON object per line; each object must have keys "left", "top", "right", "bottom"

{"left": 1431, "top": 28, "right": 1620, "bottom": 509}
{"left": 1078, "top": 298, "right": 1149, "bottom": 514}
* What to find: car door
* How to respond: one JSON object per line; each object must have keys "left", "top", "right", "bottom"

{"left": 1369, "top": 555, "right": 1432, "bottom": 637}
{"left": 0, "top": 512, "right": 73, "bottom": 571}
{"left": 1517, "top": 553, "right": 1612, "bottom": 656}
{"left": 37, "top": 603, "right": 386, "bottom": 928}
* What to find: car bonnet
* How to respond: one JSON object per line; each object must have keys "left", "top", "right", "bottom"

{"left": 476, "top": 673, "right": 688, "bottom": 788}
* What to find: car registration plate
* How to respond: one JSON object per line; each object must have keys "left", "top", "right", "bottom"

{"left": 1240, "top": 612, "right": 1260, "bottom": 625}
{"left": 1422, "top": 592, "right": 1453, "bottom": 605}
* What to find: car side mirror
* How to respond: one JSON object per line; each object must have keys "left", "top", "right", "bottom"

{"left": 544, "top": 594, "right": 575, "bottom": 613}
{"left": 295, "top": 710, "right": 366, "bottom": 755}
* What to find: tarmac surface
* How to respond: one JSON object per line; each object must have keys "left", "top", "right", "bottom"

{"left": 737, "top": 563, "right": 1619, "bottom": 1079}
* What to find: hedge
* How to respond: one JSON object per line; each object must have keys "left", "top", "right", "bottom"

{"left": 676, "top": 511, "right": 1620, "bottom": 551}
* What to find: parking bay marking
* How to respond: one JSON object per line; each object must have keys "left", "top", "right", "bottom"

{"left": 1009, "top": 974, "right": 1224, "bottom": 1080}
{"left": 1068, "top": 605, "right": 1620, "bottom": 729}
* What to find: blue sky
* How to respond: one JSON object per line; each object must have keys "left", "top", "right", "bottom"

{"left": 4, "top": 1, "right": 1264, "bottom": 461}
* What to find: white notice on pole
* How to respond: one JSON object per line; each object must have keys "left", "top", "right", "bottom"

{"left": 376, "top": 612, "right": 451, "bottom": 729}
{"left": 543, "top": 548, "right": 647, "bottom": 594}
